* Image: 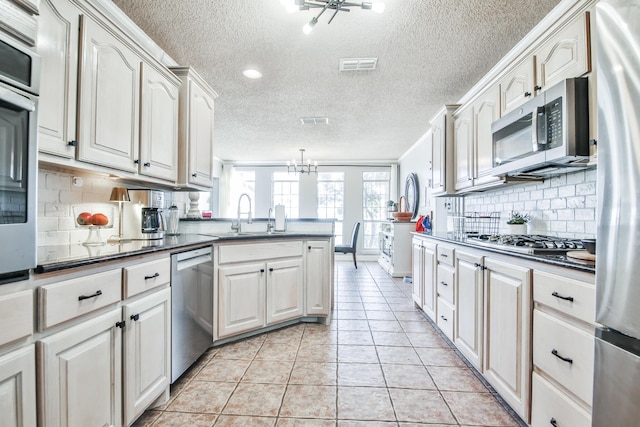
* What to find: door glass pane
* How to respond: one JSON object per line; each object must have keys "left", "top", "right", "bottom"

{"left": 0, "top": 99, "right": 28, "bottom": 224}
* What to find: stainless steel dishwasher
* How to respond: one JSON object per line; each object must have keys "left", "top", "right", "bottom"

{"left": 171, "top": 246, "right": 214, "bottom": 383}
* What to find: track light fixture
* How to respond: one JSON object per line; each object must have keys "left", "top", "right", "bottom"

{"left": 281, "top": 0, "right": 385, "bottom": 34}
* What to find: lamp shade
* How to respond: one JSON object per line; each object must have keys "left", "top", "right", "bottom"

{"left": 109, "top": 187, "right": 130, "bottom": 202}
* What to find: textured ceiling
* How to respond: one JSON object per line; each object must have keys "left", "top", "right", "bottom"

{"left": 111, "top": 0, "right": 561, "bottom": 163}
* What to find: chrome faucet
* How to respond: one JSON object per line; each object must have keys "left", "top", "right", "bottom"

{"left": 267, "top": 208, "right": 274, "bottom": 233}
{"left": 231, "top": 193, "right": 252, "bottom": 232}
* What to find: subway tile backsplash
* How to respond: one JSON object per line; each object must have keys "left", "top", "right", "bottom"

{"left": 37, "top": 168, "right": 118, "bottom": 246}
{"left": 463, "top": 168, "right": 597, "bottom": 239}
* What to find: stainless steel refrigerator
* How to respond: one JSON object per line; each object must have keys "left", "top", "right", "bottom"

{"left": 593, "top": 1, "right": 640, "bottom": 426}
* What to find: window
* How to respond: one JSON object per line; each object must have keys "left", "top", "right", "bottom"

{"left": 317, "top": 172, "right": 344, "bottom": 244}
{"left": 362, "top": 171, "right": 390, "bottom": 251}
{"left": 229, "top": 170, "right": 255, "bottom": 215}
{"left": 272, "top": 172, "right": 299, "bottom": 218}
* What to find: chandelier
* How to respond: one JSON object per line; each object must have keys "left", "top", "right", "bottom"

{"left": 281, "top": 0, "right": 385, "bottom": 34}
{"left": 287, "top": 149, "right": 318, "bottom": 174}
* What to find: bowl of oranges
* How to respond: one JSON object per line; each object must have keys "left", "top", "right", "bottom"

{"left": 73, "top": 205, "right": 114, "bottom": 246}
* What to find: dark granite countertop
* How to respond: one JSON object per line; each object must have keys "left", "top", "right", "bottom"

{"left": 36, "top": 232, "right": 334, "bottom": 274}
{"left": 412, "top": 232, "right": 595, "bottom": 274}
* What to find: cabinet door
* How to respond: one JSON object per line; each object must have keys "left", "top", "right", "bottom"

{"left": 218, "top": 263, "right": 265, "bottom": 338}
{"left": 123, "top": 288, "right": 171, "bottom": 426}
{"left": 499, "top": 56, "right": 535, "bottom": 116}
{"left": 306, "top": 241, "right": 331, "bottom": 316}
{"left": 473, "top": 85, "right": 501, "bottom": 186}
{"left": 77, "top": 16, "right": 140, "bottom": 172}
{"left": 0, "top": 345, "right": 37, "bottom": 427}
{"left": 430, "top": 113, "right": 446, "bottom": 193}
{"left": 267, "top": 258, "right": 304, "bottom": 324}
{"left": 139, "top": 62, "right": 179, "bottom": 182}
{"left": 535, "top": 12, "right": 590, "bottom": 92}
{"left": 411, "top": 239, "right": 423, "bottom": 307}
{"left": 453, "top": 105, "right": 473, "bottom": 191}
{"left": 37, "top": 0, "right": 79, "bottom": 158}
{"left": 483, "top": 258, "right": 532, "bottom": 422}
{"left": 187, "top": 80, "right": 215, "bottom": 187}
{"left": 422, "top": 242, "right": 437, "bottom": 321}
{"left": 455, "top": 251, "right": 484, "bottom": 370}
{"left": 38, "top": 309, "right": 122, "bottom": 427}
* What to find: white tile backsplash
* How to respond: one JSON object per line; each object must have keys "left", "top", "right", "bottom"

{"left": 463, "top": 168, "right": 597, "bottom": 238}
{"left": 37, "top": 168, "right": 117, "bottom": 246}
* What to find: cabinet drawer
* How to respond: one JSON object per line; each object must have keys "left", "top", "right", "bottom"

{"left": 219, "top": 241, "right": 303, "bottom": 264}
{"left": 533, "top": 310, "right": 594, "bottom": 405}
{"left": 437, "top": 264, "right": 455, "bottom": 303}
{"left": 0, "top": 290, "right": 34, "bottom": 346}
{"left": 39, "top": 269, "right": 122, "bottom": 329}
{"left": 534, "top": 271, "right": 595, "bottom": 325}
{"left": 437, "top": 245, "right": 454, "bottom": 266}
{"left": 437, "top": 297, "right": 455, "bottom": 340}
{"left": 531, "top": 372, "right": 591, "bottom": 427}
{"left": 123, "top": 257, "right": 171, "bottom": 298}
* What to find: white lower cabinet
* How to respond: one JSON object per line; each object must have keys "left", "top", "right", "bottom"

{"left": 412, "top": 236, "right": 437, "bottom": 321}
{"left": 531, "top": 372, "right": 591, "bottom": 427}
{"left": 217, "top": 262, "right": 266, "bottom": 338}
{"left": 305, "top": 241, "right": 332, "bottom": 316}
{"left": 0, "top": 345, "right": 37, "bottom": 427}
{"left": 483, "top": 258, "right": 532, "bottom": 422}
{"left": 217, "top": 239, "right": 331, "bottom": 339}
{"left": 531, "top": 269, "right": 595, "bottom": 426}
{"left": 266, "top": 259, "right": 304, "bottom": 324}
{"left": 38, "top": 308, "right": 123, "bottom": 427}
{"left": 218, "top": 258, "right": 304, "bottom": 337}
{"left": 454, "top": 250, "right": 484, "bottom": 370}
{"left": 123, "top": 288, "right": 171, "bottom": 426}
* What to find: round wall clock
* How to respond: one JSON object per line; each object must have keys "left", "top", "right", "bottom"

{"left": 405, "top": 173, "right": 419, "bottom": 219}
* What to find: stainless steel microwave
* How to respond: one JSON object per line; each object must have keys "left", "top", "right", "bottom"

{"left": 491, "top": 78, "right": 590, "bottom": 178}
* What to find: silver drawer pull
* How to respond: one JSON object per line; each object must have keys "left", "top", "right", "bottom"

{"left": 440, "top": 281, "right": 448, "bottom": 286}
{"left": 440, "top": 315, "right": 448, "bottom": 321}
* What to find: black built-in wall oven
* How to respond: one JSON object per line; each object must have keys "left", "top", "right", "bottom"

{"left": 0, "top": 17, "right": 40, "bottom": 283}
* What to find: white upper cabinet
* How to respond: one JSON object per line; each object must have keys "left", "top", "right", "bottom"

{"left": 472, "top": 85, "right": 501, "bottom": 187}
{"left": 37, "top": 0, "right": 80, "bottom": 158}
{"left": 534, "top": 12, "right": 591, "bottom": 93}
{"left": 171, "top": 67, "right": 218, "bottom": 189}
{"left": 429, "top": 105, "right": 458, "bottom": 195}
{"left": 499, "top": 56, "right": 535, "bottom": 116}
{"left": 77, "top": 15, "right": 141, "bottom": 172}
{"left": 453, "top": 104, "right": 473, "bottom": 191}
{"left": 139, "top": 62, "right": 180, "bottom": 182}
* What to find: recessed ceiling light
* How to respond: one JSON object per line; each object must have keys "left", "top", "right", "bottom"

{"left": 242, "top": 69, "right": 262, "bottom": 79}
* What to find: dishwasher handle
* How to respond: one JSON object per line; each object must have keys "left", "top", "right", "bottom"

{"left": 173, "top": 248, "right": 213, "bottom": 271}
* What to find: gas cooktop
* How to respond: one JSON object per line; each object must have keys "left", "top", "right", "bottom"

{"left": 466, "top": 234, "right": 585, "bottom": 255}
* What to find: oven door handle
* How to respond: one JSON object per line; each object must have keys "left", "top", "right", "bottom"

{"left": 0, "top": 86, "right": 36, "bottom": 112}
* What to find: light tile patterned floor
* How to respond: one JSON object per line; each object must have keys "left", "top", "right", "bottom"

{"left": 133, "top": 261, "right": 522, "bottom": 427}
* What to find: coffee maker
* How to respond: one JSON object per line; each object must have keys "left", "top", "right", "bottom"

{"left": 121, "top": 190, "right": 166, "bottom": 240}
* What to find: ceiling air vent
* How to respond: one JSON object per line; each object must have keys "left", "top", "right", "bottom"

{"left": 300, "top": 117, "right": 329, "bottom": 125}
{"left": 339, "top": 57, "right": 378, "bottom": 72}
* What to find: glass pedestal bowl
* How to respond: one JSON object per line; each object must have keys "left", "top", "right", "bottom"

{"left": 73, "top": 205, "right": 115, "bottom": 246}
